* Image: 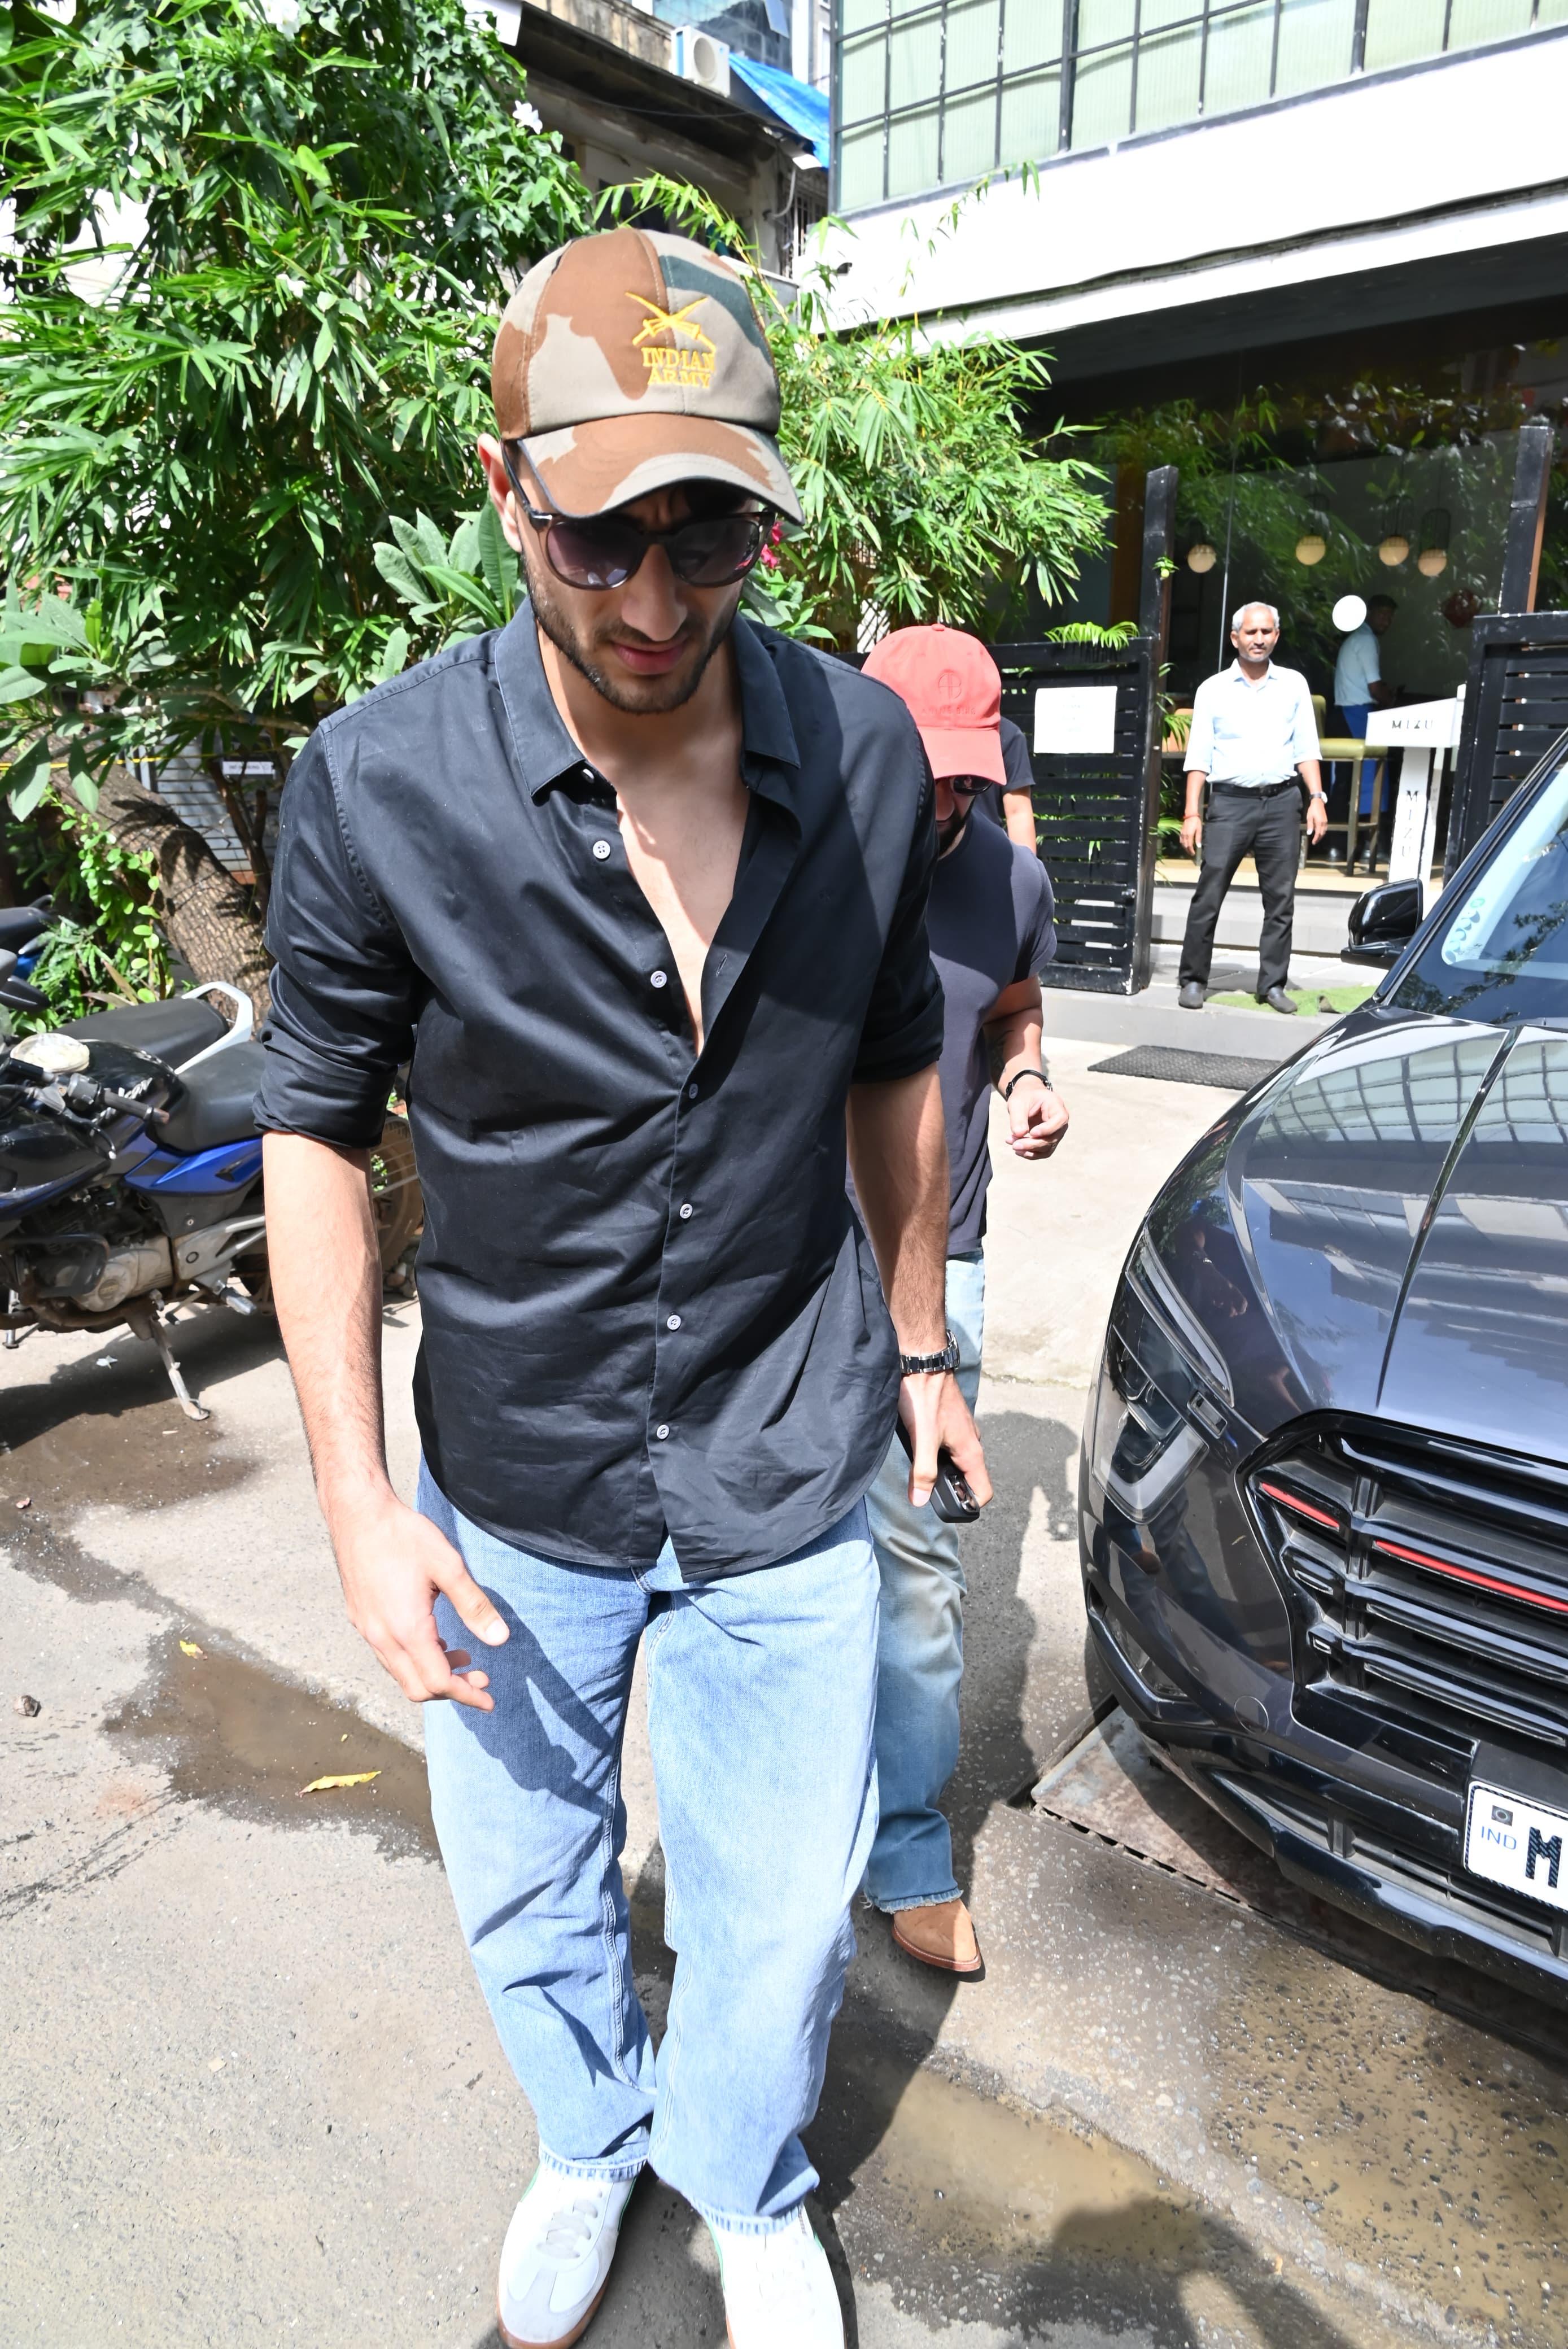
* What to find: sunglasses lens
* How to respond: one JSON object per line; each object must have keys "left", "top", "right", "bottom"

{"left": 544, "top": 519, "right": 643, "bottom": 590}
{"left": 539, "top": 512, "right": 767, "bottom": 590}
{"left": 667, "top": 515, "right": 767, "bottom": 586}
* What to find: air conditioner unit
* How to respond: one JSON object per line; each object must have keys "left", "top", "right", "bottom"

{"left": 671, "top": 25, "right": 731, "bottom": 95}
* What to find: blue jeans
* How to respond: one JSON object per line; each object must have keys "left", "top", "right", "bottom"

{"left": 862, "top": 1250, "right": 985, "bottom": 1913}
{"left": 1339, "top": 704, "right": 1380, "bottom": 814}
{"left": 420, "top": 1467, "right": 879, "bottom": 2229}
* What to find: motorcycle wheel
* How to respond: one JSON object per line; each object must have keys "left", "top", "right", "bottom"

{"left": 370, "top": 1111, "right": 423, "bottom": 1281}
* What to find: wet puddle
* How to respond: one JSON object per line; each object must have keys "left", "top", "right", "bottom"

{"left": 807, "top": 2027, "right": 1378, "bottom": 2349}
{"left": 106, "top": 1631, "right": 436, "bottom": 1862}
{"left": 0, "top": 1319, "right": 270, "bottom": 1515}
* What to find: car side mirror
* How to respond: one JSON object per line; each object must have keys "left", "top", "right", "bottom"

{"left": 1344, "top": 877, "right": 1423, "bottom": 966}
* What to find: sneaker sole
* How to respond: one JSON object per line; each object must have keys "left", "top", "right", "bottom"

{"left": 497, "top": 2274, "right": 612, "bottom": 2349}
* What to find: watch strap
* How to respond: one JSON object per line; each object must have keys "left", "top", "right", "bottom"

{"left": 1002, "top": 1067, "right": 1051, "bottom": 1100}
{"left": 899, "top": 1330, "right": 959, "bottom": 1377}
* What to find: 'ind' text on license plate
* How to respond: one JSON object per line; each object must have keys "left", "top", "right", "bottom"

{"left": 1464, "top": 1780, "right": 1568, "bottom": 1914}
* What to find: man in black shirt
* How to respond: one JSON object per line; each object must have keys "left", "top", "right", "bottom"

{"left": 258, "top": 228, "right": 987, "bottom": 2349}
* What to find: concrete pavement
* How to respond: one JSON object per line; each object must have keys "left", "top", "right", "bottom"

{"left": 2, "top": 1047, "right": 1566, "bottom": 2349}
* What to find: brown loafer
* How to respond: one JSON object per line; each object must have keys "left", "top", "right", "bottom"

{"left": 890, "top": 1897, "right": 985, "bottom": 1978}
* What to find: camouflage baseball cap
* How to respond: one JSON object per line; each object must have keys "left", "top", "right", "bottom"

{"left": 491, "top": 225, "right": 800, "bottom": 523}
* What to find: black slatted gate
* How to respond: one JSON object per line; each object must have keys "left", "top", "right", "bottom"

{"left": 1447, "top": 612, "right": 1568, "bottom": 870}
{"left": 993, "top": 636, "right": 1161, "bottom": 994}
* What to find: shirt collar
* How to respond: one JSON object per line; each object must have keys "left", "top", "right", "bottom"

{"left": 1229, "top": 659, "right": 1275, "bottom": 686}
{"left": 492, "top": 602, "right": 802, "bottom": 806}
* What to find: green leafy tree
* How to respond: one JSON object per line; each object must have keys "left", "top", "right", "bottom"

{"left": 0, "top": 0, "right": 586, "bottom": 977}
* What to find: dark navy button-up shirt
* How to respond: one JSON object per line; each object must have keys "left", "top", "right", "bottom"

{"left": 256, "top": 607, "right": 943, "bottom": 1578}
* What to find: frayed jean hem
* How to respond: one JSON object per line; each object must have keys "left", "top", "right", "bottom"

{"left": 870, "top": 1883, "right": 963, "bottom": 1915}
{"left": 539, "top": 2146, "right": 647, "bottom": 2186}
{"left": 696, "top": 2197, "right": 812, "bottom": 2237}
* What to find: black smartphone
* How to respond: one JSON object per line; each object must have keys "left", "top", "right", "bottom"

{"left": 894, "top": 1418, "right": 982, "bottom": 1523}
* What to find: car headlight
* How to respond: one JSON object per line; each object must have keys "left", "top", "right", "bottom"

{"left": 1085, "top": 1234, "right": 1227, "bottom": 1521}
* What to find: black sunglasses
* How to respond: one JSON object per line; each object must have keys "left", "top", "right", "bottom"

{"left": 946, "top": 776, "right": 996, "bottom": 798}
{"left": 501, "top": 446, "right": 770, "bottom": 591}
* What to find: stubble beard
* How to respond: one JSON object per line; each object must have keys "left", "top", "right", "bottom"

{"left": 528, "top": 566, "right": 740, "bottom": 718}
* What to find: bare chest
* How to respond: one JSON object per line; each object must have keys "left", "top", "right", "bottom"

{"left": 617, "top": 782, "right": 748, "bottom": 1051}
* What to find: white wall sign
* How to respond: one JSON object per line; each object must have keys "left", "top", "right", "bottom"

{"left": 1034, "top": 686, "right": 1119, "bottom": 756}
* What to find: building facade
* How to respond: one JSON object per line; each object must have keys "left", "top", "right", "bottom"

{"left": 827, "top": 10, "right": 1568, "bottom": 762}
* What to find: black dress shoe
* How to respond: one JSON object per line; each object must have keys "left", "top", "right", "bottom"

{"left": 1258, "top": 985, "right": 1297, "bottom": 1014}
{"left": 1178, "top": 981, "right": 1206, "bottom": 1010}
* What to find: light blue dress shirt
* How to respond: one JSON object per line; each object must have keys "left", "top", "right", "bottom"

{"left": 1184, "top": 662, "right": 1319, "bottom": 788}
{"left": 1334, "top": 622, "right": 1381, "bottom": 710}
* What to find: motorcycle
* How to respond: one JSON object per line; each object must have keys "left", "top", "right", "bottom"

{"left": 0, "top": 896, "right": 56, "bottom": 1015}
{"left": 0, "top": 979, "right": 421, "bottom": 1419}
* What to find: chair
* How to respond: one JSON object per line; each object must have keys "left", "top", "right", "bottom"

{"left": 1312, "top": 693, "right": 1385, "bottom": 871}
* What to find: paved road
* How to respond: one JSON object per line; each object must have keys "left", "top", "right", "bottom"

{"left": 2, "top": 1046, "right": 1564, "bottom": 2349}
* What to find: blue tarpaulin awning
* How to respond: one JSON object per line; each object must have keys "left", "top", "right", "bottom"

{"left": 726, "top": 55, "right": 829, "bottom": 168}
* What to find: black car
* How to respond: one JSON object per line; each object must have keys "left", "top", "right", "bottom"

{"left": 1081, "top": 736, "right": 1568, "bottom": 2005}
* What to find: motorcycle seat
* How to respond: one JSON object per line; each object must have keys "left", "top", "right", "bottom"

{"left": 0, "top": 903, "right": 50, "bottom": 953}
{"left": 68, "top": 995, "right": 231, "bottom": 1069}
{"left": 160, "top": 1040, "right": 268, "bottom": 1155}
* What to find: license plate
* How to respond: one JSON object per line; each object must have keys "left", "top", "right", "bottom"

{"left": 1464, "top": 1780, "right": 1568, "bottom": 1913}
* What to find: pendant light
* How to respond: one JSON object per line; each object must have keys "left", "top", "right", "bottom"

{"left": 1186, "top": 541, "right": 1217, "bottom": 574}
{"left": 1377, "top": 491, "right": 1410, "bottom": 568}
{"left": 1416, "top": 508, "right": 1451, "bottom": 579}
{"left": 1294, "top": 532, "right": 1326, "bottom": 566}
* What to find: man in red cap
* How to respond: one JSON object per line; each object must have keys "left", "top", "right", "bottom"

{"left": 859, "top": 623, "right": 1069, "bottom": 1976}
{"left": 258, "top": 229, "right": 988, "bottom": 2348}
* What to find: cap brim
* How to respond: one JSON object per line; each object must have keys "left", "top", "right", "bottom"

{"left": 518, "top": 413, "right": 801, "bottom": 523}
{"left": 919, "top": 724, "right": 1007, "bottom": 787}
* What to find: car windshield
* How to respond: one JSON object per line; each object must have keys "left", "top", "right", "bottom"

{"left": 1390, "top": 751, "right": 1568, "bottom": 1024}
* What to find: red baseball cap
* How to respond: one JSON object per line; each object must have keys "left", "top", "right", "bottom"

{"left": 862, "top": 624, "right": 1006, "bottom": 788}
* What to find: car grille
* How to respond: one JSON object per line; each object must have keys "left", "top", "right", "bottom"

{"left": 1249, "top": 1423, "right": 1568, "bottom": 1752}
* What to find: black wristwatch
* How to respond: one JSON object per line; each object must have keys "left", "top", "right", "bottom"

{"left": 899, "top": 1330, "right": 960, "bottom": 1377}
{"left": 1002, "top": 1067, "right": 1051, "bottom": 1101}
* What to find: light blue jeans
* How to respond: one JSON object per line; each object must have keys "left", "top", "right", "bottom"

{"left": 420, "top": 1466, "right": 880, "bottom": 2230}
{"left": 863, "top": 1250, "right": 985, "bottom": 1914}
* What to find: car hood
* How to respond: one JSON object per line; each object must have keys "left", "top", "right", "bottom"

{"left": 1202, "top": 1012, "right": 1568, "bottom": 1465}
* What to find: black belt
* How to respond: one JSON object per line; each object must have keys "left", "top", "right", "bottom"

{"left": 1209, "top": 778, "right": 1300, "bottom": 799}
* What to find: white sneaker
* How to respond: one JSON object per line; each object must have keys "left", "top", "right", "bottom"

{"left": 496, "top": 2166, "right": 635, "bottom": 2348}
{"left": 709, "top": 2206, "right": 845, "bottom": 2348}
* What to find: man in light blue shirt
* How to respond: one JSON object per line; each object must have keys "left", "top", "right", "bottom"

{"left": 1333, "top": 593, "right": 1397, "bottom": 837}
{"left": 1178, "top": 602, "right": 1327, "bottom": 1014}
{"left": 1333, "top": 594, "right": 1396, "bottom": 733}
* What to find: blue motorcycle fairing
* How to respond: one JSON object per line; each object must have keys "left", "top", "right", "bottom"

{"left": 125, "top": 1137, "right": 263, "bottom": 1195}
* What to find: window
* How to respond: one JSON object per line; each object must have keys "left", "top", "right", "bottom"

{"left": 834, "top": 0, "right": 1566, "bottom": 210}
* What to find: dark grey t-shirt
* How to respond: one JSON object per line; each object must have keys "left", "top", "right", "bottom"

{"left": 932, "top": 811, "right": 1056, "bottom": 1255}
{"left": 976, "top": 715, "right": 1034, "bottom": 829}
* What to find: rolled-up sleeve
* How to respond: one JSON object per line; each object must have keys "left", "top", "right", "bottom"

{"left": 1184, "top": 679, "right": 1216, "bottom": 776}
{"left": 852, "top": 766, "right": 945, "bottom": 1084}
{"left": 255, "top": 726, "right": 418, "bottom": 1148}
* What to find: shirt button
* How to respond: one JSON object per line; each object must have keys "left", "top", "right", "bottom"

{"left": 655, "top": 1424, "right": 670, "bottom": 1440}
{"left": 687, "top": 1082, "right": 698, "bottom": 1100}
{"left": 592, "top": 839, "right": 612, "bottom": 861}
{"left": 650, "top": 970, "right": 669, "bottom": 989}
{"left": 678, "top": 1203, "right": 693, "bottom": 1219}
{"left": 666, "top": 1313, "right": 682, "bottom": 1330}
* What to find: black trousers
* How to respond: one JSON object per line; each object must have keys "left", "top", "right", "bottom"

{"left": 1178, "top": 782, "right": 1303, "bottom": 995}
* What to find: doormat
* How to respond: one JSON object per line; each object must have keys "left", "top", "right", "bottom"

{"left": 1088, "top": 1045, "right": 1281, "bottom": 1091}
